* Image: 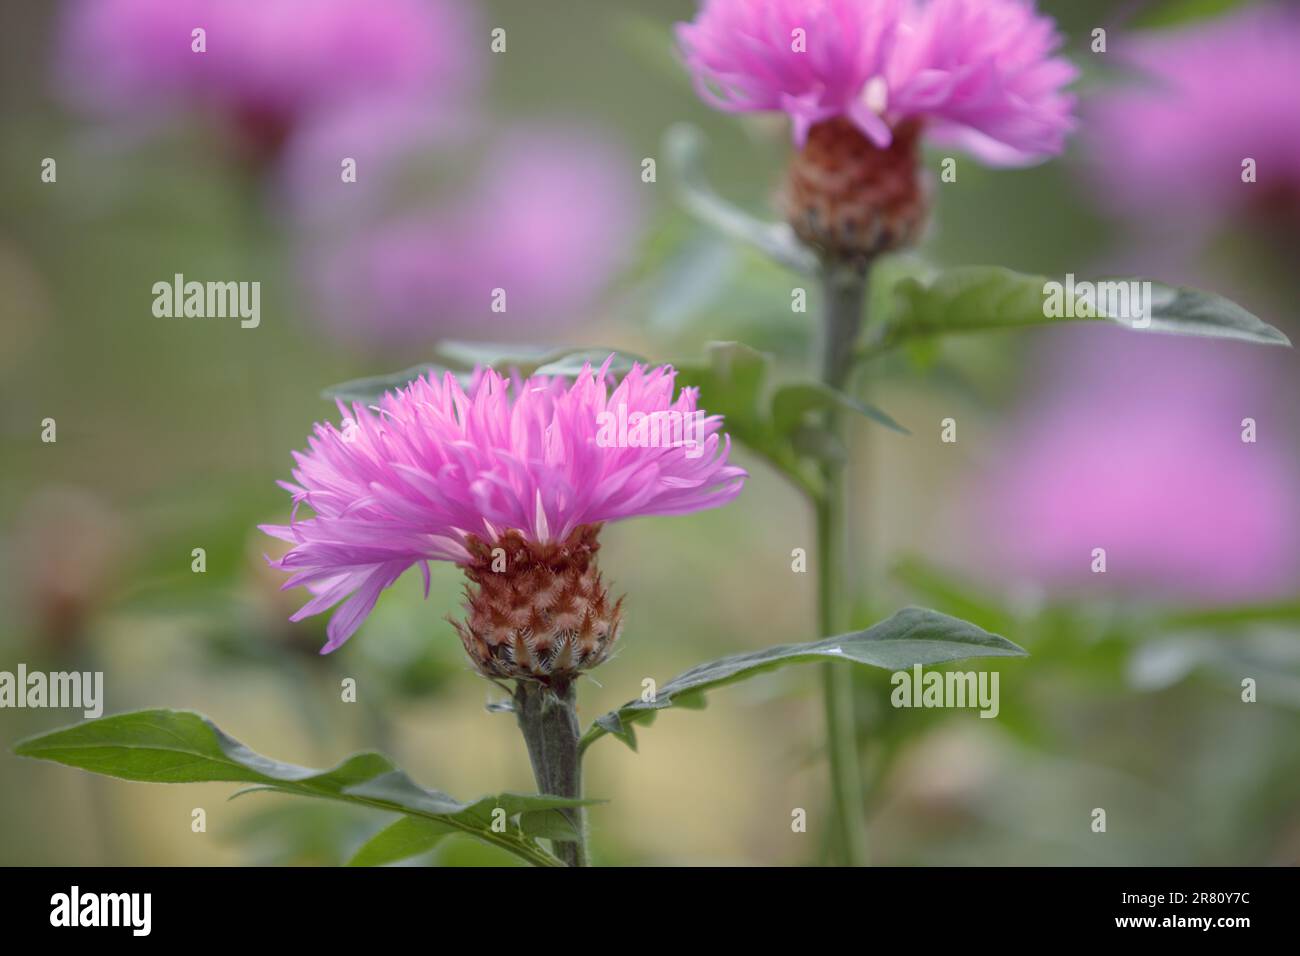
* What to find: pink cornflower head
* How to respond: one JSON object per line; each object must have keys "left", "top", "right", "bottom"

{"left": 56, "top": 0, "right": 479, "bottom": 161}
{"left": 676, "top": 0, "right": 903, "bottom": 147}
{"left": 677, "top": 0, "right": 1077, "bottom": 257}
{"left": 886, "top": 0, "right": 1079, "bottom": 167}
{"left": 677, "top": 0, "right": 1075, "bottom": 158}
{"left": 1086, "top": 5, "right": 1300, "bottom": 236}
{"left": 261, "top": 361, "right": 746, "bottom": 681}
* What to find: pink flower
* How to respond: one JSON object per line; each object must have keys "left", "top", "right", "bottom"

{"left": 262, "top": 361, "right": 746, "bottom": 657}
{"left": 886, "top": 0, "right": 1079, "bottom": 166}
{"left": 296, "top": 127, "right": 641, "bottom": 347}
{"left": 56, "top": 0, "right": 479, "bottom": 157}
{"left": 676, "top": 0, "right": 903, "bottom": 146}
{"left": 677, "top": 0, "right": 1076, "bottom": 164}
{"left": 276, "top": 99, "right": 471, "bottom": 229}
{"left": 1086, "top": 5, "right": 1300, "bottom": 230}
{"left": 977, "top": 331, "right": 1300, "bottom": 603}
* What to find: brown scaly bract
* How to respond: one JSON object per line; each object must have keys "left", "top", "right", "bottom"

{"left": 782, "top": 117, "right": 928, "bottom": 263}
{"left": 453, "top": 524, "right": 623, "bottom": 684}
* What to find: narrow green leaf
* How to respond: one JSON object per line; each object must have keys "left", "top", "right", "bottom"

{"left": 348, "top": 816, "right": 454, "bottom": 867}
{"left": 13, "top": 709, "right": 598, "bottom": 868}
{"left": 864, "top": 266, "right": 1290, "bottom": 357}
{"left": 347, "top": 798, "right": 587, "bottom": 867}
{"left": 437, "top": 342, "right": 646, "bottom": 379}
{"left": 890, "top": 555, "right": 1017, "bottom": 637}
{"left": 1137, "top": 284, "right": 1291, "bottom": 345}
{"left": 581, "top": 607, "right": 1027, "bottom": 752}
{"left": 665, "top": 123, "right": 819, "bottom": 276}
{"left": 770, "top": 382, "right": 910, "bottom": 436}
{"left": 322, "top": 363, "right": 458, "bottom": 404}
{"left": 533, "top": 349, "right": 646, "bottom": 378}
{"left": 674, "top": 342, "right": 800, "bottom": 480}
{"left": 516, "top": 809, "right": 583, "bottom": 842}
{"left": 320, "top": 346, "right": 649, "bottom": 407}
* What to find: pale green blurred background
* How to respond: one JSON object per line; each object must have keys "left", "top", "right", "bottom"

{"left": 2, "top": 0, "right": 1298, "bottom": 865}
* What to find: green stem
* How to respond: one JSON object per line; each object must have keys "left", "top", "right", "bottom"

{"left": 513, "top": 680, "right": 587, "bottom": 867}
{"left": 816, "top": 263, "right": 870, "bottom": 866}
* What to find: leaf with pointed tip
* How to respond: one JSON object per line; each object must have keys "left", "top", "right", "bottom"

{"left": 771, "top": 382, "right": 909, "bottom": 437}
{"left": 533, "top": 349, "right": 646, "bottom": 378}
{"left": 13, "top": 709, "right": 599, "bottom": 867}
{"left": 438, "top": 342, "right": 646, "bottom": 379}
{"left": 320, "top": 347, "right": 649, "bottom": 407}
{"left": 674, "top": 342, "right": 810, "bottom": 490}
{"left": 581, "top": 607, "right": 1027, "bottom": 752}
{"left": 348, "top": 816, "right": 455, "bottom": 867}
{"left": 665, "top": 123, "right": 819, "bottom": 276}
{"left": 322, "top": 363, "right": 461, "bottom": 405}
{"left": 1135, "top": 283, "right": 1290, "bottom": 344}
{"left": 516, "top": 809, "right": 584, "bottom": 842}
{"left": 863, "top": 266, "right": 1290, "bottom": 358}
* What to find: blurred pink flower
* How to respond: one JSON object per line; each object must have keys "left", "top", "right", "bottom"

{"left": 1086, "top": 5, "right": 1300, "bottom": 229}
{"left": 276, "top": 99, "right": 472, "bottom": 227}
{"left": 980, "top": 330, "right": 1300, "bottom": 603}
{"left": 298, "top": 127, "right": 641, "bottom": 346}
{"left": 676, "top": 0, "right": 1076, "bottom": 164}
{"left": 886, "top": 0, "right": 1079, "bottom": 166}
{"left": 262, "top": 361, "right": 746, "bottom": 654}
{"left": 56, "top": 0, "right": 479, "bottom": 157}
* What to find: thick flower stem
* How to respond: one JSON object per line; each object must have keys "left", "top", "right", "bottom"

{"left": 816, "top": 263, "right": 870, "bottom": 866}
{"left": 513, "top": 679, "right": 587, "bottom": 867}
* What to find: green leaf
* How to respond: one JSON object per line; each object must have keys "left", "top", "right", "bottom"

{"left": 516, "top": 808, "right": 583, "bottom": 842}
{"left": 770, "top": 382, "right": 910, "bottom": 436}
{"left": 437, "top": 342, "right": 646, "bottom": 379}
{"left": 581, "top": 607, "right": 1027, "bottom": 752}
{"left": 664, "top": 123, "right": 819, "bottom": 276}
{"left": 320, "top": 346, "right": 647, "bottom": 407}
{"left": 348, "top": 816, "right": 455, "bottom": 867}
{"left": 322, "top": 363, "right": 459, "bottom": 404}
{"left": 14, "top": 709, "right": 597, "bottom": 868}
{"left": 674, "top": 341, "right": 807, "bottom": 486}
{"left": 862, "top": 266, "right": 1291, "bottom": 357}
{"left": 674, "top": 341, "right": 906, "bottom": 496}
{"left": 533, "top": 349, "right": 645, "bottom": 378}
{"left": 1136, "top": 284, "right": 1290, "bottom": 345}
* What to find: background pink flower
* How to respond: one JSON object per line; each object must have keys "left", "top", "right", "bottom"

{"left": 276, "top": 98, "right": 472, "bottom": 228}
{"left": 56, "top": 0, "right": 480, "bottom": 156}
{"left": 298, "top": 127, "right": 642, "bottom": 347}
{"left": 676, "top": 0, "right": 903, "bottom": 145}
{"left": 676, "top": 0, "right": 1076, "bottom": 163}
{"left": 976, "top": 330, "right": 1300, "bottom": 604}
{"left": 1086, "top": 4, "right": 1300, "bottom": 230}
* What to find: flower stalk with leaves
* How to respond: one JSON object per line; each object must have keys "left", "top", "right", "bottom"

{"left": 668, "top": 0, "right": 1292, "bottom": 864}
{"left": 14, "top": 346, "right": 1029, "bottom": 867}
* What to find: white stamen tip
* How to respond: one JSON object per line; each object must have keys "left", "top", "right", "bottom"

{"left": 862, "top": 75, "right": 889, "bottom": 116}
